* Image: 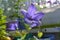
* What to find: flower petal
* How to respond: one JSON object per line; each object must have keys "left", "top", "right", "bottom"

{"left": 21, "top": 9, "right": 27, "bottom": 17}
{"left": 30, "top": 23, "right": 37, "bottom": 27}
{"left": 28, "top": 4, "right": 37, "bottom": 16}
{"left": 33, "top": 12, "right": 44, "bottom": 20}
{"left": 6, "top": 22, "right": 17, "bottom": 31}
{"left": 24, "top": 18, "right": 32, "bottom": 24}
{"left": 30, "top": 20, "right": 40, "bottom": 27}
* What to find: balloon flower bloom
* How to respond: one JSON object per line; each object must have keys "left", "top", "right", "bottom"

{"left": 21, "top": 4, "right": 44, "bottom": 28}
{"left": 6, "top": 21, "right": 18, "bottom": 31}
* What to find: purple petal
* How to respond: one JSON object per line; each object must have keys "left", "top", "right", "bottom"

{"left": 20, "top": 9, "right": 27, "bottom": 17}
{"left": 28, "top": 4, "right": 37, "bottom": 16}
{"left": 24, "top": 18, "right": 40, "bottom": 27}
{"left": 26, "top": 13, "right": 31, "bottom": 18}
{"left": 30, "top": 20, "right": 40, "bottom": 27}
{"left": 6, "top": 21, "right": 18, "bottom": 31}
{"left": 24, "top": 18, "right": 32, "bottom": 24}
{"left": 33, "top": 12, "right": 44, "bottom": 20}
{"left": 9, "top": 24, "right": 16, "bottom": 30}
{"left": 30, "top": 23, "right": 37, "bottom": 27}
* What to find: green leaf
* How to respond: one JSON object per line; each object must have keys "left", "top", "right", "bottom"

{"left": 0, "top": 8, "right": 3, "bottom": 14}
{"left": 0, "top": 30, "right": 6, "bottom": 36}
{"left": 24, "top": 24, "right": 31, "bottom": 31}
{"left": 1, "top": 15, "right": 6, "bottom": 20}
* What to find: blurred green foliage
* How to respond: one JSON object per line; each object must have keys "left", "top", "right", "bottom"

{"left": 0, "top": 0, "right": 27, "bottom": 19}
{"left": 0, "top": 8, "right": 7, "bottom": 37}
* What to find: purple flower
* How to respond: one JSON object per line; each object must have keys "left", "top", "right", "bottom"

{"left": 6, "top": 21, "right": 18, "bottom": 31}
{"left": 21, "top": 4, "right": 44, "bottom": 28}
